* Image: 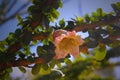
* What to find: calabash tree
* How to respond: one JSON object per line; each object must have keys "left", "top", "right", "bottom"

{"left": 0, "top": 0, "right": 120, "bottom": 80}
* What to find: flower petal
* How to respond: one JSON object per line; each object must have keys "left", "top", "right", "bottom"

{"left": 70, "top": 46, "right": 79, "bottom": 58}
{"left": 53, "top": 29, "right": 84, "bottom": 59}
{"left": 54, "top": 48, "right": 68, "bottom": 59}
{"left": 77, "top": 35, "right": 84, "bottom": 45}
{"left": 54, "top": 34, "right": 66, "bottom": 46}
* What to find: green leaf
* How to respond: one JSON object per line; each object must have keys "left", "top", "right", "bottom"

{"left": 64, "top": 58, "right": 72, "bottom": 66}
{"left": 90, "top": 17, "right": 98, "bottom": 22}
{"left": 1, "top": 71, "right": 10, "bottom": 80}
{"left": 5, "top": 32, "right": 17, "bottom": 45}
{"left": 7, "top": 32, "right": 14, "bottom": 40}
{"left": 39, "top": 67, "right": 51, "bottom": 75}
{"left": 116, "top": 2, "right": 120, "bottom": 11}
{"left": 49, "top": 14, "right": 55, "bottom": 22}
{"left": 51, "top": 9, "right": 60, "bottom": 19}
{"left": 102, "top": 12, "right": 107, "bottom": 17}
{"left": 32, "top": 40, "right": 38, "bottom": 45}
{"left": 96, "top": 8, "right": 102, "bottom": 17}
{"left": 59, "top": 18, "right": 65, "bottom": 28}
{"left": 108, "top": 40, "right": 120, "bottom": 48}
{"left": 32, "top": 64, "right": 41, "bottom": 75}
{"left": 37, "top": 46, "right": 42, "bottom": 55}
{"left": 14, "top": 29, "right": 22, "bottom": 37}
{"left": 93, "top": 45, "right": 107, "bottom": 61}
{"left": 18, "top": 66, "right": 26, "bottom": 73}
{"left": 92, "top": 12, "right": 97, "bottom": 17}
{"left": 41, "top": 64, "right": 49, "bottom": 70}
{"left": 23, "top": 46, "right": 31, "bottom": 55}
{"left": 6, "top": 68, "right": 13, "bottom": 73}
{"left": 16, "top": 15, "right": 22, "bottom": 23}
{"left": 22, "top": 31, "right": 32, "bottom": 46}
{"left": 27, "top": 56, "right": 34, "bottom": 62}
{"left": 109, "top": 12, "right": 115, "bottom": 15}
{"left": 67, "top": 21, "right": 74, "bottom": 29}
{"left": 56, "top": 62, "right": 62, "bottom": 68}
{"left": 59, "top": 0, "right": 63, "bottom": 8}
{"left": 27, "top": 5, "right": 34, "bottom": 14}
{"left": 43, "top": 39, "right": 49, "bottom": 45}
{"left": 43, "top": 16, "right": 50, "bottom": 28}
{"left": 0, "top": 41, "right": 7, "bottom": 52}
{"left": 36, "top": 44, "right": 55, "bottom": 62}
{"left": 49, "top": 61, "right": 56, "bottom": 68}
{"left": 37, "top": 46, "right": 47, "bottom": 56}
{"left": 75, "top": 16, "right": 84, "bottom": 24}
{"left": 84, "top": 14, "right": 90, "bottom": 23}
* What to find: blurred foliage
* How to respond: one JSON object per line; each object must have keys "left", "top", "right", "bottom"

{"left": 0, "top": 0, "right": 120, "bottom": 80}
{"left": 34, "top": 58, "right": 116, "bottom": 80}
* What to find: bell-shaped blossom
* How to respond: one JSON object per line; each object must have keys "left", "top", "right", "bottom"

{"left": 53, "top": 29, "right": 83, "bottom": 59}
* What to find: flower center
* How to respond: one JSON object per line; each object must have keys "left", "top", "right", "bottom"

{"left": 58, "top": 37, "right": 79, "bottom": 52}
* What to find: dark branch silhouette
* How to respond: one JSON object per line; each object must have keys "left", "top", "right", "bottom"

{"left": 5, "top": 0, "right": 17, "bottom": 14}
{"left": 0, "top": 0, "right": 30, "bottom": 25}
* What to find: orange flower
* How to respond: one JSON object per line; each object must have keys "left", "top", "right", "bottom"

{"left": 53, "top": 29, "right": 83, "bottom": 59}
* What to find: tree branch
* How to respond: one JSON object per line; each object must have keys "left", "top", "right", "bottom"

{"left": 6, "top": 15, "right": 120, "bottom": 55}
{"left": 0, "top": 57, "right": 45, "bottom": 71}
{"left": 108, "top": 35, "right": 120, "bottom": 40}
{"left": 74, "top": 16, "right": 120, "bottom": 32}
{"left": 7, "top": 32, "right": 49, "bottom": 55}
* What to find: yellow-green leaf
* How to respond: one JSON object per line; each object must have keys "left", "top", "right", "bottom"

{"left": 18, "top": 66, "right": 26, "bottom": 73}
{"left": 31, "top": 64, "right": 41, "bottom": 75}
{"left": 64, "top": 58, "right": 72, "bottom": 66}
{"left": 93, "top": 45, "right": 107, "bottom": 61}
{"left": 56, "top": 62, "right": 62, "bottom": 68}
{"left": 39, "top": 67, "right": 51, "bottom": 75}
